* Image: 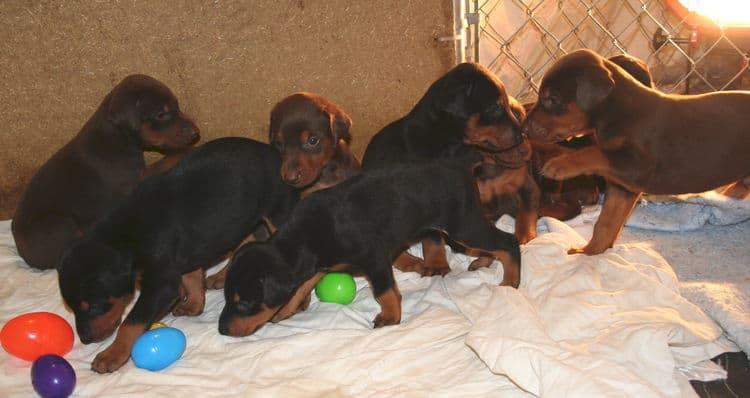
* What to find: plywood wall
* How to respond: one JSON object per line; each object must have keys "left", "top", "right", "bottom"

{"left": 0, "top": 0, "right": 455, "bottom": 219}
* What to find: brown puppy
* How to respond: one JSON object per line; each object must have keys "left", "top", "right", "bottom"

{"left": 269, "top": 92, "right": 361, "bottom": 198}
{"left": 12, "top": 74, "right": 199, "bottom": 270}
{"left": 204, "top": 93, "right": 362, "bottom": 290}
{"left": 523, "top": 48, "right": 750, "bottom": 255}
{"left": 521, "top": 54, "right": 654, "bottom": 222}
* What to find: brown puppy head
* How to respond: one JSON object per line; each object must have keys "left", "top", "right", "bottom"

{"left": 58, "top": 239, "right": 135, "bottom": 344}
{"left": 523, "top": 49, "right": 615, "bottom": 142}
{"left": 269, "top": 92, "right": 352, "bottom": 188}
{"left": 218, "top": 242, "right": 297, "bottom": 337}
{"left": 106, "top": 74, "right": 200, "bottom": 154}
{"left": 420, "top": 62, "right": 524, "bottom": 151}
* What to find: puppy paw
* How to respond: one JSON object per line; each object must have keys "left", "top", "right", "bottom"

{"left": 373, "top": 312, "right": 401, "bottom": 328}
{"left": 468, "top": 256, "right": 495, "bottom": 271}
{"left": 541, "top": 156, "right": 581, "bottom": 180}
{"left": 205, "top": 269, "right": 226, "bottom": 290}
{"left": 172, "top": 293, "right": 205, "bottom": 316}
{"left": 499, "top": 275, "right": 520, "bottom": 289}
{"left": 392, "top": 252, "right": 425, "bottom": 273}
{"left": 567, "top": 244, "right": 606, "bottom": 256}
{"left": 92, "top": 345, "right": 130, "bottom": 373}
{"left": 422, "top": 260, "right": 451, "bottom": 277}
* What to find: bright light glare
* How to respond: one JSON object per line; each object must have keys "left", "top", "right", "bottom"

{"left": 680, "top": 0, "right": 750, "bottom": 27}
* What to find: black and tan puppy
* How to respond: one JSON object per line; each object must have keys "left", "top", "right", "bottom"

{"left": 523, "top": 48, "right": 750, "bottom": 255}
{"left": 58, "top": 137, "right": 298, "bottom": 373}
{"left": 362, "top": 62, "right": 529, "bottom": 276}
{"left": 218, "top": 161, "right": 521, "bottom": 337}
{"left": 472, "top": 96, "right": 540, "bottom": 241}
{"left": 12, "top": 75, "right": 199, "bottom": 270}
{"left": 269, "top": 92, "right": 361, "bottom": 198}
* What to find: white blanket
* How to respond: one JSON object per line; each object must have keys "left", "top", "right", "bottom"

{"left": 627, "top": 191, "right": 750, "bottom": 232}
{"left": 0, "top": 219, "right": 735, "bottom": 397}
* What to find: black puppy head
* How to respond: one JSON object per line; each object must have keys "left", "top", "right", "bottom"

{"left": 524, "top": 49, "right": 614, "bottom": 142}
{"left": 268, "top": 92, "right": 353, "bottom": 189}
{"left": 58, "top": 240, "right": 135, "bottom": 344}
{"left": 424, "top": 62, "right": 524, "bottom": 151}
{"left": 106, "top": 74, "right": 200, "bottom": 153}
{"left": 218, "top": 242, "right": 297, "bottom": 337}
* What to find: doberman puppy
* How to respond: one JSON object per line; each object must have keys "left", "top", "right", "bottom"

{"left": 472, "top": 96, "right": 540, "bottom": 239}
{"left": 269, "top": 92, "right": 361, "bottom": 198}
{"left": 218, "top": 160, "right": 521, "bottom": 337}
{"left": 12, "top": 74, "right": 199, "bottom": 270}
{"left": 523, "top": 48, "right": 750, "bottom": 255}
{"left": 204, "top": 92, "right": 362, "bottom": 290}
{"left": 58, "top": 137, "right": 298, "bottom": 373}
{"left": 362, "top": 62, "right": 529, "bottom": 276}
{"left": 521, "top": 54, "right": 655, "bottom": 222}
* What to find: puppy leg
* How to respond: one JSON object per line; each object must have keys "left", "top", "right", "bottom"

{"left": 448, "top": 212, "right": 521, "bottom": 288}
{"left": 514, "top": 173, "right": 540, "bottom": 244}
{"left": 392, "top": 251, "right": 425, "bottom": 273}
{"left": 92, "top": 274, "right": 181, "bottom": 373}
{"left": 206, "top": 228, "right": 262, "bottom": 289}
{"left": 91, "top": 322, "right": 147, "bottom": 373}
{"left": 142, "top": 147, "right": 194, "bottom": 178}
{"left": 421, "top": 234, "right": 451, "bottom": 276}
{"left": 13, "top": 214, "right": 78, "bottom": 270}
{"left": 272, "top": 272, "right": 325, "bottom": 322}
{"left": 366, "top": 264, "right": 402, "bottom": 327}
{"left": 541, "top": 146, "right": 610, "bottom": 180}
{"left": 718, "top": 176, "right": 750, "bottom": 199}
{"left": 569, "top": 183, "right": 641, "bottom": 255}
{"left": 173, "top": 268, "right": 206, "bottom": 316}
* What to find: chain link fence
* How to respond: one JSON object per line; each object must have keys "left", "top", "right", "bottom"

{"left": 461, "top": 0, "right": 750, "bottom": 103}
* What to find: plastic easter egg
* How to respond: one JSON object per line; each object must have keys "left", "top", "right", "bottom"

{"left": 131, "top": 327, "right": 186, "bottom": 371}
{"left": 31, "top": 354, "right": 76, "bottom": 398}
{"left": 315, "top": 272, "right": 357, "bottom": 304}
{"left": 0, "top": 312, "right": 74, "bottom": 361}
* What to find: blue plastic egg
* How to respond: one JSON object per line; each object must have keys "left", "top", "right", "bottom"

{"left": 130, "top": 327, "right": 186, "bottom": 371}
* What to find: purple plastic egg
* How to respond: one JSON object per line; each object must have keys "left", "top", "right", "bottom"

{"left": 31, "top": 354, "right": 76, "bottom": 398}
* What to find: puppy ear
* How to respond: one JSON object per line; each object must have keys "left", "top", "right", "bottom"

{"left": 576, "top": 66, "right": 614, "bottom": 112}
{"left": 440, "top": 81, "right": 473, "bottom": 119}
{"left": 328, "top": 106, "right": 353, "bottom": 144}
{"left": 106, "top": 89, "right": 142, "bottom": 132}
{"left": 268, "top": 105, "right": 282, "bottom": 143}
{"left": 262, "top": 265, "right": 298, "bottom": 306}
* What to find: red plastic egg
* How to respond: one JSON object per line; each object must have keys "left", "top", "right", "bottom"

{"left": 1, "top": 312, "right": 74, "bottom": 361}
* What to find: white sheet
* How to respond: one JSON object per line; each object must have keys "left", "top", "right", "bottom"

{"left": 0, "top": 218, "right": 735, "bottom": 397}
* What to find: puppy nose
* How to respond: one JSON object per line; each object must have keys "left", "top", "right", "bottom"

{"left": 522, "top": 120, "right": 546, "bottom": 138}
{"left": 79, "top": 334, "right": 94, "bottom": 344}
{"left": 218, "top": 321, "right": 230, "bottom": 336}
{"left": 513, "top": 127, "right": 523, "bottom": 145}
{"left": 283, "top": 170, "right": 302, "bottom": 184}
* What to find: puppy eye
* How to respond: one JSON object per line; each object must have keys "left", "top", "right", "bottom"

{"left": 235, "top": 300, "right": 255, "bottom": 314}
{"left": 546, "top": 96, "right": 562, "bottom": 108}
{"left": 154, "top": 111, "right": 173, "bottom": 122}
{"left": 303, "top": 136, "right": 320, "bottom": 149}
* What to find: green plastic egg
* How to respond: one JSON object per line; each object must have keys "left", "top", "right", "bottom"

{"left": 314, "top": 272, "right": 357, "bottom": 304}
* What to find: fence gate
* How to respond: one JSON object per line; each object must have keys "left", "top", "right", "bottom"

{"left": 458, "top": 0, "right": 750, "bottom": 102}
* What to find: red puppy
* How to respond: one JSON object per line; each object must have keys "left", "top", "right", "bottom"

{"left": 524, "top": 49, "right": 750, "bottom": 255}
{"left": 12, "top": 74, "right": 199, "bottom": 270}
